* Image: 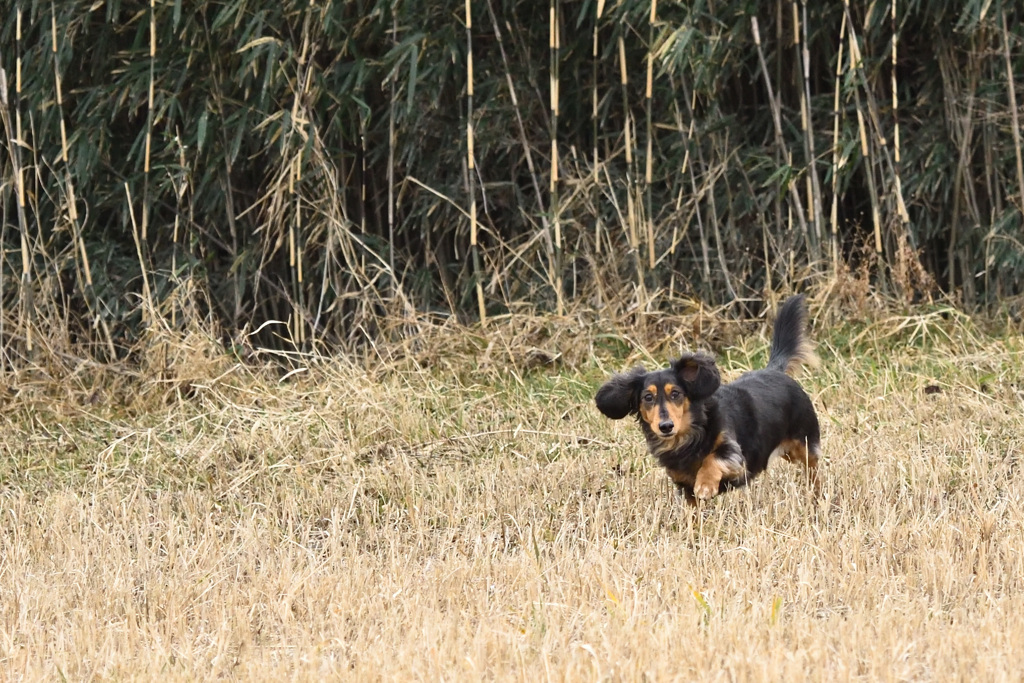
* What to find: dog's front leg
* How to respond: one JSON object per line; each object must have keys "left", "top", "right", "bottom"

{"left": 665, "top": 469, "right": 699, "bottom": 507}
{"left": 677, "top": 484, "right": 698, "bottom": 507}
{"left": 692, "top": 457, "right": 725, "bottom": 501}
{"left": 693, "top": 436, "right": 746, "bottom": 501}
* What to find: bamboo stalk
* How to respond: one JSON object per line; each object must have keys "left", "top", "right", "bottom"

{"left": 466, "top": 0, "right": 486, "bottom": 324}
{"left": 0, "top": 65, "right": 7, "bottom": 365}
{"left": 843, "top": 0, "right": 913, "bottom": 269}
{"left": 772, "top": 0, "right": 784, "bottom": 252}
{"left": 50, "top": 2, "right": 115, "bottom": 358}
{"left": 942, "top": 45, "right": 982, "bottom": 299}
{"left": 143, "top": 0, "right": 155, "bottom": 243}
{"left": 706, "top": 158, "right": 738, "bottom": 302}
{"left": 843, "top": 12, "right": 888, "bottom": 149}
{"left": 549, "top": 0, "right": 564, "bottom": 314}
{"left": 890, "top": 0, "right": 909, "bottom": 227}
{"left": 290, "top": 24, "right": 313, "bottom": 347}
{"left": 668, "top": 81, "right": 697, "bottom": 297}
{"left": 13, "top": 4, "right": 33, "bottom": 355}
{"left": 172, "top": 136, "right": 186, "bottom": 329}
{"left": 686, "top": 151, "right": 712, "bottom": 286}
{"left": 390, "top": 2, "right": 399, "bottom": 304}
{"left": 645, "top": 0, "right": 657, "bottom": 271}
{"left": 291, "top": 160, "right": 306, "bottom": 345}
{"left": 593, "top": 0, "right": 604, "bottom": 189}
{"left": 482, "top": 0, "right": 550, "bottom": 254}
{"left": 359, "top": 110, "right": 368, "bottom": 275}
{"left": 982, "top": 94, "right": 997, "bottom": 304}
{"left": 797, "top": 1, "right": 813, "bottom": 239}
{"left": 751, "top": 16, "right": 812, "bottom": 258}
{"left": 829, "top": 10, "right": 848, "bottom": 271}
{"left": 618, "top": 34, "right": 641, "bottom": 283}
{"left": 1001, "top": 10, "right": 1024, "bottom": 214}
{"left": 842, "top": 3, "right": 883, "bottom": 257}
{"left": 124, "top": 183, "right": 155, "bottom": 320}
{"left": 855, "top": 88, "right": 882, "bottom": 256}
{"left": 891, "top": 2, "right": 901, "bottom": 167}
{"left": 592, "top": 13, "right": 600, "bottom": 254}
{"left": 674, "top": 80, "right": 711, "bottom": 285}
{"left": 797, "top": 0, "right": 824, "bottom": 261}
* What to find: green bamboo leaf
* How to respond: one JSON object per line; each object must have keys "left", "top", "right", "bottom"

{"left": 406, "top": 43, "right": 418, "bottom": 115}
{"left": 197, "top": 108, "right": 208, "bottom": 152}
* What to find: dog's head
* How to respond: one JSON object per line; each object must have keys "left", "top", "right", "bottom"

{"left": 595, "top": 353, "right": 720, "bottom": 443}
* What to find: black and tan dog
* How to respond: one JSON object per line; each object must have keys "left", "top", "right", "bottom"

{"left": 595, "top": 295, "right": 821, "bottom": 504}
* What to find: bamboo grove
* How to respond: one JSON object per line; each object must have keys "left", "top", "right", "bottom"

{"left": 1, "top": 0, "right": 1022, "bottom": 356}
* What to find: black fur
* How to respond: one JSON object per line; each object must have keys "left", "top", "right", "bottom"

{"left": 766, "top": 294, "right": 814, "bottom": 374}
{"left": 595, "top": 295, "right": 821, "bottom": 504}
{"left": 673, "top": 353, "right": 721, "bottom": 400}
{"left": 594, "top": 366, "right": 647, "bottom": 419}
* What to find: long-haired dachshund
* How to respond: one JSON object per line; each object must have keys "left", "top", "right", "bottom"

{"left": 595, "top": 295, "right": 821, "bottom": 504}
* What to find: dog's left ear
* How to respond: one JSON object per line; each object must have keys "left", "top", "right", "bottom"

{"left": 595, "top": 366, "right": 647, "bottom": 419}
{"left": 672, "top": 352, "right": 720, "bottom": 400}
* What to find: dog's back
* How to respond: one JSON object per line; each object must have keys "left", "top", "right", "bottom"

{"left": 718, "top": 371, "right": 819, "bottom": 475}
{"left": 726, "top": 295, "right": 820, "bottom": 475}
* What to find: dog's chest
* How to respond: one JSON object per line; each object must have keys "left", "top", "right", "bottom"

{"left": 646, "top": 435, "right": 706, "bottom": 475}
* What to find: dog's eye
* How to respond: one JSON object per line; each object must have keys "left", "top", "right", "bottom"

{"left": 642, "top": 393, "right": 654, "bottom": 403}
{"left": 669, "top": 390, "right": 681, "bottom": 400}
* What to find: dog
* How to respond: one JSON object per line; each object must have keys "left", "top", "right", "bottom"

{"left": 595, "top": 295, "right": 821, "bottom": 504}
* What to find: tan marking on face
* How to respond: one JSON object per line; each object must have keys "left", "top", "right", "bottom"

{"left": 662, "top": 384, "right": 691, "bottom": 436}
{"left": 638, "top": 384, "right": 660, "bottom": 429}
{"left": 640, "top": 382, "right": 692, "bottom": 442}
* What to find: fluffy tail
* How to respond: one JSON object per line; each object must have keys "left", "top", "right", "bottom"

{"left": 766, "top": 295, "right": 817, "bottom": 375}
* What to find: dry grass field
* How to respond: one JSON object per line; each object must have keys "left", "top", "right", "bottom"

{"left": 1, "top": 300, "right": 1023, "bottom": 681}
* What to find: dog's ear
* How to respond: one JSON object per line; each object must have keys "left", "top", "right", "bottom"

{"left": 672, "top": 353, "right": 720, "bottom": 400}
{"left": 595, "top": 366, "right": 647, "bottom": 419}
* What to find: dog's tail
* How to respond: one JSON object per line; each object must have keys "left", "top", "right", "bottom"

{"left": 766, "top": 295, "right": 817, "bottom": 376}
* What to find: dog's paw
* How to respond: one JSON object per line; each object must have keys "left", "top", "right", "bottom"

{"left": 693, "top": 479, "right": 718, "bottom": 501}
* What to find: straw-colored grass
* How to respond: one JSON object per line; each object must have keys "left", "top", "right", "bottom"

{"left": 1, "top": 303, "right": 1022, "bottom": 680}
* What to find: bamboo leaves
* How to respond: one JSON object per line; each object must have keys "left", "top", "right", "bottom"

{"left": 0, "top": 0, "right": 1022, "bottom": 356}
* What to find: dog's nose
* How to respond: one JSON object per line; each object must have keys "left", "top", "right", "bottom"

{"left": 658, "top": 420, "right": 674, "bottom": 435}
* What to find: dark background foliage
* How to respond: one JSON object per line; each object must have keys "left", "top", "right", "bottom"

{"left": 1, "top": 0, "right": 1022, "bottom": 356}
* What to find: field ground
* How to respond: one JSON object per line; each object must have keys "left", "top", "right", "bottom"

{"left": 1, "top": 302, "right": 1023, "bottom": 680}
